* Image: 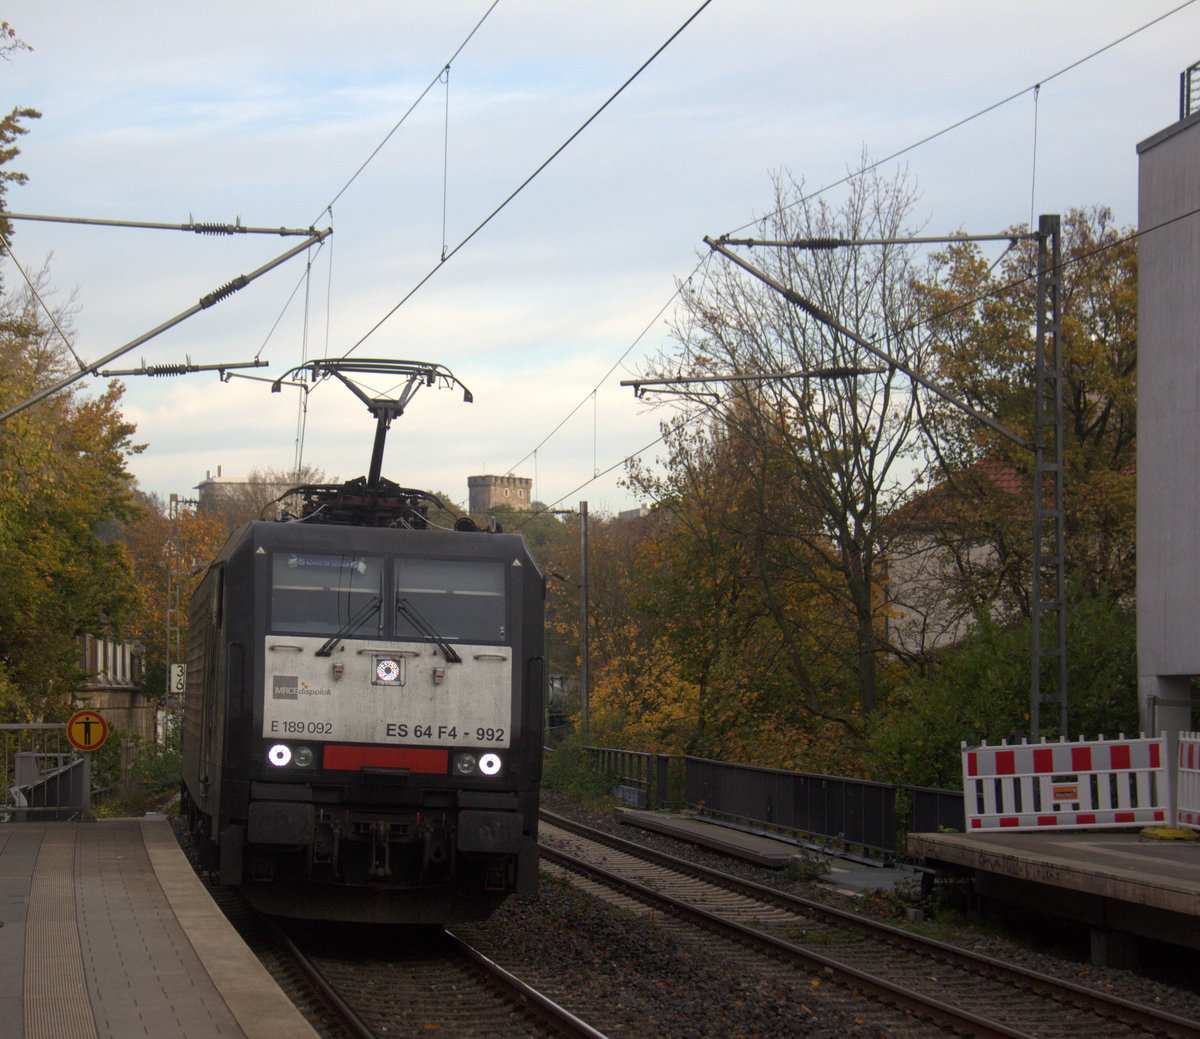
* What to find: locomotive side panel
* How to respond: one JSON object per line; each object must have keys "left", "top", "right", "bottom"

{"left": 210, "top": 532, "right": 260, "bottom": 883}
{"left": 181, "top": 564, "right": 219, "bottom": 819}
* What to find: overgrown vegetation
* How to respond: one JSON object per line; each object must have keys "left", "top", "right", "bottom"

{"left": 535, "top": 187, "right": 1139, "bottom": 791}
{"left": 91, "top": 729, "right": 182, "bottom": 818}
{"left": 0, "top": 34, "right": 1141, "bottom": 797}
{"left": 541, "top": 732, "right": 619, "bottom": 802}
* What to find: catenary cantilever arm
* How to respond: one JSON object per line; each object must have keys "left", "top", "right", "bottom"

{"left": 703, "top": 235, "right": 1030, "bottom": 451}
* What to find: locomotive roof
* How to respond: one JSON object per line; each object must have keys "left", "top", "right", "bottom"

{"left": 207, "top": 517, "right": 540, "bottom": 573}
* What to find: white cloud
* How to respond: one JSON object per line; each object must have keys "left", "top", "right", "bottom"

{"left": 3, "top": 0, "right": 1194, "bottom": 516}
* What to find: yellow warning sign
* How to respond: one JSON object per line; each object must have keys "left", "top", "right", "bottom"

{"left": 66, "top": 709, "right": 109, "bottom": 752}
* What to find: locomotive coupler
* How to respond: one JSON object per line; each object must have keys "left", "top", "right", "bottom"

{"left": 369, "top": 821, "right": 392, "bottom": 878}
{"left": 419, "top": 820, "right": 451, "bottom": 883}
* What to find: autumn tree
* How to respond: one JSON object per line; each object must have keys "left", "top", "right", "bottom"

{"left": 0, "top": 22, "right": 37, "bottom": 244}
{"left": 623, "top": 408, "right": 873, "bottom": 773}
{"left": 635, "top": 165, "right": 933, "bottom": 724}
{"left": 911, "top": 206, "right": 1137, "bottom": 614}
{"left": 626, "top": 414, "right": 776, "bottom": 753}
{"left": 578, "top": 509, "right": 702, "bottom": 753}
{"left": 120, "top": 491, "right": 228, "bottom": 704}
{"left": 0, "top": 289, "right": 143, "bottom": 720}
{"left": 0, "top": 76, "right": 146, "bottom": 720}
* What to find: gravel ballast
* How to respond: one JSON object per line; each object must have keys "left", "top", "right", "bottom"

{"left": 171, "top": 790, "right": 1200, "bottom": 1038}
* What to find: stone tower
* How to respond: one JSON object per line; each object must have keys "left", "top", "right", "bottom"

{"left": 468, "top": 474, "right": 532, "bottom": 513}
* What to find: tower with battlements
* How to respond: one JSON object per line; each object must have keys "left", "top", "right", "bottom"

{"left": 468, "top": 474, "right": 532, "bottom": 513}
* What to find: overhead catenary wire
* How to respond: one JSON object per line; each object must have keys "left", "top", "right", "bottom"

{"left": 441, "top": 65, "right": 452, "bottom": 262}
{"left": 518, "top": 189, "right": 1191, "bottom": 526}
{"left": 503, "top": 257, "right": 712, "bottom": 476}
{"left": 718, "top": 0, "right": 1197, "bottom": 242}
{"left": 0, "top": 228, "right": 332, "bottom": 422}
{"left": 507, "top": 1, "right": 1193, "bottom": 512}
{"left": 1029, "top": 84, "right": 1041, "bottom": 232}
{"left": 3, "top": 213, "right": 320, "bottom": 236}
{"left": 337, "top": 0, "right": 715, "bottom": 362}
{"left": 314, "top": 0, "right": 501, "bottom": 225}
{"left": 0, "top": 212, "right": 332, "bottom": 395}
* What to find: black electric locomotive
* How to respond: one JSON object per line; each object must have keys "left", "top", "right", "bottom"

{"left": 179, "top": 360, "right": 545, "bottom": 923}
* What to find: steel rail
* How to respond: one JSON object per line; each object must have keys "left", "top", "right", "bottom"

{"left": 539, "top": 837, "right": 1037, "bottom": 1039}
{"left": 445, "top": 929, "right": 612, "bottom": 1039}
{"left": 263, "top": 918, "right": 379, "bottom": 1039}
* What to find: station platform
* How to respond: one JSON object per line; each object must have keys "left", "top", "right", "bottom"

{"left": 907, "top": 827, "right": 1200, "bottom": 965}
{"left": 613, "top": 806, "right": 918, "bottom": 895}
{"left": 0, "top": 815, "right": 318, "bottom": 1039}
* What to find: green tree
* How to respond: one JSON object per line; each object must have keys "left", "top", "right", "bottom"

{"left": 0, "top": 85, "right": 142, "bottom": 720}
{"left": 867, "top": 588, "right": 1137, "bottom": 788}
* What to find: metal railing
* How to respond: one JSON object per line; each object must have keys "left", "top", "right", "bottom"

{"left": 585, "top": 746, "right": 964, "bottom": 862}
{"left": 587, "top": 747, "right": 682, "bottom": 808}
{"left": 1, "top": 724, "right": 89, "bottom": 821}
{"left": 686, "top": 756, "right": 900, "bottom": 860}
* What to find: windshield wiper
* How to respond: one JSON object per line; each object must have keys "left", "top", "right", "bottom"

{"left": 395, "top": 597, "right": 462, "bottom": 663}
{"left": 315, "top": 595, "right": 383, "bottom": 656}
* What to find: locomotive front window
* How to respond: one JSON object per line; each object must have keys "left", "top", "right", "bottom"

{"left": 271, "top": 553, "right": 385, "bottom": 635}
{"left": 395, "top": 558, "right": 507, "bottom": 644}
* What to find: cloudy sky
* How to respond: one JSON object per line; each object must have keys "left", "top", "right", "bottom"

{"left": 2, "top": 1, "right": 1194, "bottom": 515}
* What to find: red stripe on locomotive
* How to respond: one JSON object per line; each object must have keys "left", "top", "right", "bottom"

{"left": 323, "top": 745, "right": 449, "bottom": 772}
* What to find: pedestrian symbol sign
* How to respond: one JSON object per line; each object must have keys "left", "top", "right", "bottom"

{"left": 66, "top": 709, "right": 109, "bottom": 752}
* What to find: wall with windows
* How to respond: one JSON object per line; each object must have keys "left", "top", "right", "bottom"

{"left": 79, "top": 635, "right": 153, "bottom": 740}
{"left": 468, "top": 474, "right": 532, "bottom": 514}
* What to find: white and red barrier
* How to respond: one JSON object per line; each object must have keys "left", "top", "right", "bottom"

{"left": 962, "top": 735, "right": 1169, "bottom": 831}
{"left": 1177, "top": 732, "right": 1200, "bottom": 830}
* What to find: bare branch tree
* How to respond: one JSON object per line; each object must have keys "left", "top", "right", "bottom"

{"left": 639, "top": 163, "right": 932, "bottom": 718}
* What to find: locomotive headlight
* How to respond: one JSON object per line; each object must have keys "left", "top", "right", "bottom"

{"left": 374, "top": 655, "right": 404, "bottom": 686}
{"left": 452, "top": 751, "right": 504, "bottom": 777}
{"left": 293, "top": 745, "right": 315, "bottom": 768}
{"left": 268, "top": 744, "right": 292, "bottom": 767}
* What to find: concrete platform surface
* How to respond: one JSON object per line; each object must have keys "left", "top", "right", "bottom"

{"left": 0, "top": 815, "right": 319, "bottom": 1039}
{"left": 908, "top": 828, "right": 1200, "bottom": 917}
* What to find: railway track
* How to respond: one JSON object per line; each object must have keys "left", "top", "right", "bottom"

{"left": 201, "top": 844, "right": 609, "bottom": 1039}
{"left": 539, "top": 810, "right": 1200, "bottom": 1039}
{"left": 281, "top": 923, "right": 609, "bottom": 1039}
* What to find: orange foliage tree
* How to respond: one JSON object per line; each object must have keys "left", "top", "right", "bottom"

{"left": 119, "top": 493, "right": 229, "bottom": 705}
